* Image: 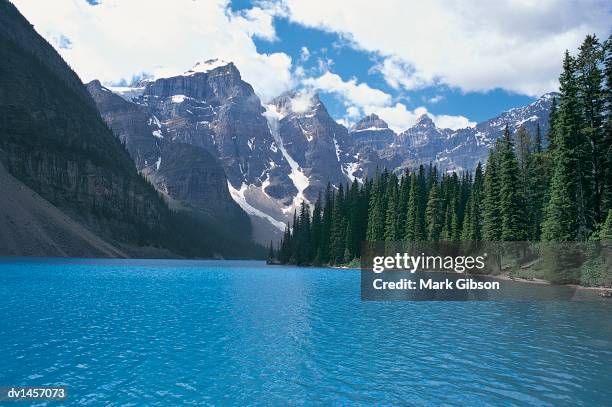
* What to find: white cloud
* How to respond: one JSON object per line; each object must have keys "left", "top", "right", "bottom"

{"left": 11, "top": 0, "right": 293, "bottom": 102}
{"left": 366, "top": 104, "right": 474, "bottom": 132}
{"left": 316, "top": 57, "right": 335, "bottom": 72}
{"left": 304, "top": 71, "right": 473, "bottom": 131}
{"left": 428, "top": 95, "right": 445, "bottom": 104}
{"left": 433, "top": 114, "right": 475, "bottom": 130}
{"left": 346, "top": 106, "right": 361, "bottom": 119}
{"left": 376, "top": 57, "right": 434, "bottom": 90}
{"left": 303, "top": 71, "right": 391, "bottom": 107}
{"left": 279, "top": 0, "right": 611, "bottom": 96}
{"left": 300, "top": 46, "right": 311, "bottom": 61}
{"left": 289, "top": 91, "right": 315, "bottom": 113}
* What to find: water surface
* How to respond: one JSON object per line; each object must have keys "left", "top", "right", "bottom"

{"left": 0, "top": 259, "right": 611, "bottom": 405}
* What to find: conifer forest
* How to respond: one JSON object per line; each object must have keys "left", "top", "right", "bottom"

{"left": 273, "top": 35, "right": 612, "bottom": 270}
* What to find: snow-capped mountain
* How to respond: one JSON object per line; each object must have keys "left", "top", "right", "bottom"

{"left": 349, "top": 93, "right": 555, "bottom": 174}
{"left": 91, "top": 62, "right": 314, "bottom": 243}
{"left": 86, "top": 79, "right": 253, "bottom": 239}
{"left": 266, "top": 91, "right": 351, "bottom": 202}
{"left": 90, "top": 60, "right": 555, "bottom": 243}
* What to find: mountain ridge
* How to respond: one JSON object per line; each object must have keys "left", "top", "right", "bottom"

{"left": 95, "top": 60, "right": 555, "bottom": 244}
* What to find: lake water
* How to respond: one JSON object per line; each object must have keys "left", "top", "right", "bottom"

{"left": 0, "top": 259, "right": 611, "bottom": 405}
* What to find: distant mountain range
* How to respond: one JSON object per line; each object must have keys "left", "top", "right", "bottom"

{"left": 92, "top": 60, "right": 554, "bottom": 243}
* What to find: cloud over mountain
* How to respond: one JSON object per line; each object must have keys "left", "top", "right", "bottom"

{"left": 12, "top": 0, "right": 294, "bottom": 101}
{"left": 278, "top": 0, "right": 610, "bottom": 96}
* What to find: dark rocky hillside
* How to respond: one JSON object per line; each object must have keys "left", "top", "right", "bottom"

{"left": 0, "top": 0, "right": 165, "bottom": 245}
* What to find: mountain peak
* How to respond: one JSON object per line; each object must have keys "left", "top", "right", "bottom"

{"left": 539, "top": 92, "right": 559, "bottom": 101}
{"left": 363, "top": 113, "right": 381, "bottom": 121}
{"left": 269, "top": 90, "right": 322, "bottom": 118}
{"left": 353, "top": 114, "right": 389, "bottom": 132}
{"left": 184, "top": 58, "right": 234, "bottom": 76}
{"left": 414, "top": 113, "right": 435, "bottom": 127}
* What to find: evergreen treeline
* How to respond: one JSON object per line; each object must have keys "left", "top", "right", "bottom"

{"left": 272, "top": 35, "right": 612, "bottom": 266}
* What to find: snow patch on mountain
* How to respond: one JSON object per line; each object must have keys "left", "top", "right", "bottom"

{"left": 227, "top": 182, "right": 286, "bottom": 231}
{"left": 184, "top": 59, "right": 231, "bottom": 76}
{"left": 343, "top": 162, "right": 361, "bottom": 183}
{"left": 333, "top": 137, "right": 341, "bottom": 162}
{"left": 171, "top": 94, "right": 188, "bottom": 103}
{"left": 263, "top": 104, "right": 311, "bottom": 210}
{"left": 353, "top": 126, "right": 388, "bottom": 132}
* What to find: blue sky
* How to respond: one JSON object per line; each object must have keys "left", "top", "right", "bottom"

{"left": 239, "top": 7, "right": 534, "bottom": 124}
{"left": 13, "top": 0, "right": 611, "bottom": 131}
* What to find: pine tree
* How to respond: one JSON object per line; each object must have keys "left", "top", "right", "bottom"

{"left": 319, "top": 183, "right": 334, "bottom": 263}
{"left": 438, "top": 174, "right": 451, "bottom": 240}
{"left": 516, "top": 127, "right": 532, "bottom": 214}
{"left": 396, "top": 170, "right": 411, "bottom": 236}
{"left": 461, "top": 195, "right": 474, "bottom": 241}
{"left": 311, "top": 192, "right": 323, "bottom": 263}
{"left": 543, "top": 51, "right": 582, "bottom": 241}
{"left": 346, "top": 179, "right": 362, "bottom": 258}
{"left": 297, "top": 201, "right": 311, "bottom": 264}
{"left": 601, "top": 34, "right": 612, "bottom": 213}
{"left": 354, "top": 179, "right": 370, "bottom": 257}
{"left": 405, "top": 173, "right": 426, "bottom": 240}
{"left": 426, "top": 182, "right": 442, "bottom": 241}
{"left": 417, "top": 165, "right": 428, "bottom": 238}
{"left": 472, "top": 163, "right": 484, "bottom": 239}
{"left": 530, "top": 126, "right": 548, "bottom": 240}
{"left": 330, "top": 183, "right": 346, "bottom": 263}
{"left": 577, "top": 35, "right": 605, "bottom": 224}
{"left": 450, "top": 187, "right": 462, "bottom": 241}
{"left": 384, "top": 174, "right": 399, "bottom": 240}
{"left": 279, "top": 222, "right": 292, "bottom": 263}
{"left": 600, "top": 209, "right": 612, "bottom": 240}
{"left": 366, "top": 171, "right": 385, "bottom": 241}
{"left": 427, "top": 163, "right": 438, "bottom": 191}
{"left": 547, "top": 97, "right": 558, "bottom": 153}
{"left": 461, "top": 163, "right": 483, "bottom": 240}
{"left": 499, "top": 126, "right": 527, "bottom": 240}
{"left": 483, "top": 142, "right": 502, "bottom": 240}
{"left": 267, "top": 240, "right": 275, "bottom": 261}
{"left": 343, "top": 220, "right": 354, "bottom": 262}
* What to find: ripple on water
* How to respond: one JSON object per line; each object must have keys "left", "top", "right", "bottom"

{"left": 0, "top": 259, "right": 610, "bottom": 405}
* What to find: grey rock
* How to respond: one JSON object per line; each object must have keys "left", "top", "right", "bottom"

{"left": 87, "top": 80, "right": 251, "bottom": 236}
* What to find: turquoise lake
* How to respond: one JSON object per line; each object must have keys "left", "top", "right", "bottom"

{"left": 0, "top": 259, "right": 611, "bottom": 405}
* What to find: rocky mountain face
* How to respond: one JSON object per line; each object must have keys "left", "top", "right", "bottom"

{"left": 351, "top": 114, "right": 396, "bottom": 150}
{"left": 0, "top": 0, "right": 169, "bottom": 253}
{"left": 97, "top": 60, "right": 553, "bottom": 244}
{"left": 341, "top": 93, "right": 555, "bottom": 179}
{"left": 135, "top": 61, "right": 294, "bottom": 200}
{"left": 394, "top": 94, "right": 554, "bottom": 172}
{"left": 0, "top": 160, "right": 128, "bottom": 257}
{"left": 98, "top": 66, "right": 364, "bottom": 242}
{"left": 87, "top": 79, "right": 257, "bottom": 253}
{"left": 86, "top": 80, "right": 160, "bottom": 171}
{"left": 90, "top": 60, "right": 300, "bottom": 243}
{"left": 266, "top": 91, "right": 351, "bottom": 201}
